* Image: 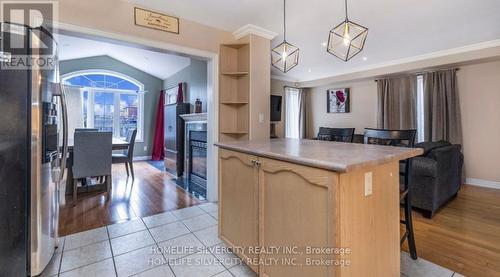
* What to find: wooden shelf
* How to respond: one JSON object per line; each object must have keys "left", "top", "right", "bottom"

{"left": 220, "top": 44, "right": 249, "bottom": 73}
{"left": 221, "top": 71, "right": 249, "bottom": 77}
{"left": 219, "top": 102, "right": 248, "bottom": 141}
{"left": 220, "top": 101, "right": 249, "bottom": 105}
{"left": 220, "top": 74, "right": 249, "bottom": 104}
{"left": 220, "top": 130, "right": 249, "bottom": 134}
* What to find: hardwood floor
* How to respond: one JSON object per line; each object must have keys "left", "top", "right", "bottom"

{"left": 59, "top": 161, "right": 203, "bottom": 236}
{"left": 402, "top": 184, "right": 500, "bottom": 277}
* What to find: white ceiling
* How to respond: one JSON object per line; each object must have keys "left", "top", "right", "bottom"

{"left": 57, "top": 34, "right": 191, "bottom": 80}
{"left": 125, "top": 0, "right": 500, "bottom": 82}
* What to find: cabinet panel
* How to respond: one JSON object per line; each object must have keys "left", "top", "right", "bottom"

{"left": 338, "top": 162, "right": 400, "bottom": 277}
{"left": 258, "top": 158, "right": 339, "bottom": 277}
{"left": 218, "top": 149, "right": 259, "bottom": 272}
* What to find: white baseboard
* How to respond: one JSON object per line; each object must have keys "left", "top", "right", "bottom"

{"left": 466, "top": 178, "right": 500, "bottom": 190}
{"left": 133, "top": 155, "right": 152, "bottom": 161}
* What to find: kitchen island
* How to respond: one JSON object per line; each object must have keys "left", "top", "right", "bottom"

{"left": 215, "top": 138, "right": 423, "bottom": 277}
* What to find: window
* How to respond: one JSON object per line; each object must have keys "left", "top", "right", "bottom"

{"left": 62, "top": 70, "right": 144, "bottom": 141}
{"left": 285, "top": 87, "right": 301, "bottom": 139}
{"left": 416, "top": 75, "right": 424, "bottom": 142}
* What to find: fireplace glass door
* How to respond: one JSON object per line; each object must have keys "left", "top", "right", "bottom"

{"left": 190, "top": 139, "right": 207, "bottom": 180}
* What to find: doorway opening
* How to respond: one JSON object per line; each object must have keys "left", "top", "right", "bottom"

{"left": 56, "top": 28, "right": 218, "bottom": 236}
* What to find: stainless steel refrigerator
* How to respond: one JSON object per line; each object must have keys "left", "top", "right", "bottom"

{"left": 0, "top": 23, "right": 68, "bottom": 276}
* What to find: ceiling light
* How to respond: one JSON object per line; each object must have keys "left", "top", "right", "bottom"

{"left": 321, "top": 42, "right": 327, "bottom": 47}
{"left": 308, "top": 68, "right": 312, "bottom": 73}
{"left": 362, "top": 56, "right": 367, "bottom": 61}
{"left": 327, "top": 0, "right": 368, "bottom": 62}
{"left": 271, "top": 0, "right": 300, "bottom": 73}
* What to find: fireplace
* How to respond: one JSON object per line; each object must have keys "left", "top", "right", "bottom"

{"left": 176, "top": 116, "right": 208, "bottom": 200}
{"left": 189, "top": 130, "right": 207, "bottom": 188}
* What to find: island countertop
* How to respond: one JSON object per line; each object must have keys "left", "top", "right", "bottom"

{"left": 215, "top": 138, "right": 423, "bottom": 173}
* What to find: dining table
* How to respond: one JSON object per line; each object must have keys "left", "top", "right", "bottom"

{"left": 64, "top": 137, "right": 129, "bottom": 195}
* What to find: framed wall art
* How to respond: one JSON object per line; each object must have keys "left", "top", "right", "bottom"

{"left": 327, "top": 88, "right": 350, "bottom": 113}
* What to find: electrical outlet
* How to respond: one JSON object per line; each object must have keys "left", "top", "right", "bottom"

{"left": 259, "top": 113, "right": 265, "bottom": 123}
{"left": 364, "top": 172, "right": 373, "bottom": 196}
{"left": 144, "top": 145, "right": 148, "bottom": 151}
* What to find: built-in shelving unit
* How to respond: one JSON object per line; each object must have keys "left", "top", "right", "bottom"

{"left": 218, "top": 34, "right": 271, "bottom": 142}
{"left": 219, "top": 43, "right": 250, "bottom": 141}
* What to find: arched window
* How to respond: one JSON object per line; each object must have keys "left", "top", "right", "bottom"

{"left": 62, "top": 70, "right": 144, "bottom": 141}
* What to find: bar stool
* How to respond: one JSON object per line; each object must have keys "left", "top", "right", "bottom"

{"left": 316, "top": 127, "right": 355, "bottom": 142}
{"left": 363, "top": 128, "right": 418, "bottom": 260}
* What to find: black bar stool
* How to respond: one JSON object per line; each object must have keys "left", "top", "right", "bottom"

{"left": 363, "top": 128, "right": 418, "bottom": 260}
{"left": 316, "top": 127, "right": 355, "bottom": 142}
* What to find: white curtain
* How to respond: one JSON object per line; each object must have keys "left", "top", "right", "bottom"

{"left": 285, "top": 87, "right": 306, "bottom": 139}
{"left": 64, "top": 86, "right": 84, "bottom": 141}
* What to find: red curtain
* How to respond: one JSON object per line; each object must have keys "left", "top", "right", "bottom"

{"left": 151, "top": 90, "right": 165, "bottom": 160}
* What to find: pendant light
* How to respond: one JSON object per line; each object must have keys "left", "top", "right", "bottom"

{"left": 327, "top": 0, "right": 368, "bottom": 61}
{"left": 271, "top": 0, "right": 299, "bottom": 73}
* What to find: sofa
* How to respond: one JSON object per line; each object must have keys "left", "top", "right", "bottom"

{"left": 410, "top": 141, "right": 464, "bottom": 218}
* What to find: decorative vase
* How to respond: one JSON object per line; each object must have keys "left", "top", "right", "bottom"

{"left": 195, "top": 98, "right": 202, "bottom": 113}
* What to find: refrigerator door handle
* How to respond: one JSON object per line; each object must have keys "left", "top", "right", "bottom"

{"left": 59, "top": 83, "right": 68, "bottom": 183}
{"left": 51, "top": 82, "right": 68, "bottom": 183}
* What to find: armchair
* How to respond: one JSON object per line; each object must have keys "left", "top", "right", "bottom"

{"left": 410, "top": 141, "right": 464, "bottom": 218}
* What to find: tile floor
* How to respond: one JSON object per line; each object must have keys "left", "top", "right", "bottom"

{"left": 43, "top": 203, "right": 465, "bottom": 277}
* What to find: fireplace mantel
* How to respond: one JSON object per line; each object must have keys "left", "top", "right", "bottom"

{"left": 180, "top": 113, "right": 207, "bottom": 122}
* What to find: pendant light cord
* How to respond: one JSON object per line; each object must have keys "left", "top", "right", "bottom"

{"left": 344, "top": 0, "right": 348, "bottom": 21}
{"left": 283, "top": 0, "right": 286, "bottom": 41}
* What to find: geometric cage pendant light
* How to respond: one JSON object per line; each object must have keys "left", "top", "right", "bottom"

{"left": 327, "top": 0, "right": 368, "bottom": 61}
{"left": 271, "top": 0, "right": 300, "bottom": 73}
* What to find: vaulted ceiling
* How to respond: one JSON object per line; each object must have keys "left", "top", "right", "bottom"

{"left": 57, "top": 34, "right": 191, "bottom": 80}
{"left": 125, "top": 0, "right": 500, "bottom": 82}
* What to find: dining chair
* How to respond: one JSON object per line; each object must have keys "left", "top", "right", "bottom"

{"left": 112, "top": 129, "right": 137, "bottom": 179}
{"left": 317, "top": 127, "right": 355, "bottom": 142}
{"left": 330, "top": 128, "right": 355, "bottom": 142}
{"left": 363, "top": 128, "right": 418, "bottom": 260}
{"left": 72, "top": 131, "right": 112, "bottom": 206}
{"left": 75, "top": 128, "right": 98, "bottom": 132}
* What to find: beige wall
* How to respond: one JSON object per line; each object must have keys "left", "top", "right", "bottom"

{"left": 306, "top": 80, "right": 378, "bottom": 138}
{"left": 58, "top": 0, "right": 233, "bottom": 54}
{"left": 304, "top": 60, "right": 500, "bottom": 183}
{"left": 457, "top": 60, "right": 500, "bottom": 183}
{"left": 271, "top": 79, "right": 295, "bottom": 138}
{"left": 249, "top": 35, "right": 271, "bottom": 140}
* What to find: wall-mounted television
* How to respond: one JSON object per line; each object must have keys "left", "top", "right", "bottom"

{"left": 270, "top": 95, "right": 282, "bottom": 122}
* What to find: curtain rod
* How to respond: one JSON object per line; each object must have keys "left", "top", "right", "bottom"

{"left": 163, "top": 83, "right": 181, "bottom": 92}
{"left": 163, "top": 82, "right": 188, "bottom": 92}
{"left": 374, "top": 67, "right": 460, "bottom": 82}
